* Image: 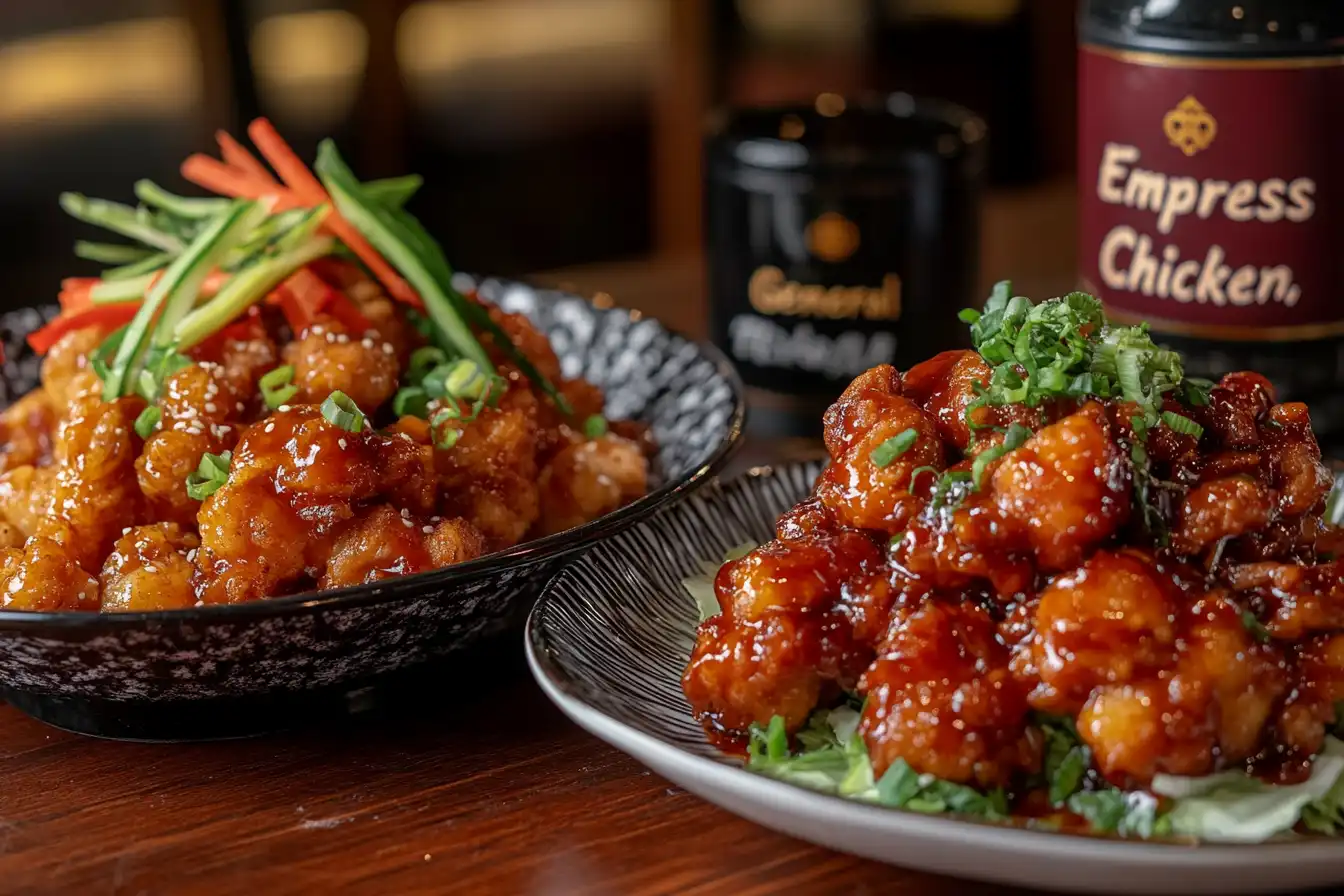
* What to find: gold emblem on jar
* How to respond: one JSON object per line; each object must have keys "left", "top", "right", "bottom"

{"left": 1162, "top": 95, "right": 1217, "bottom": 156}
{"left": 805, "top": 211, "right": 861, "bottom": 262}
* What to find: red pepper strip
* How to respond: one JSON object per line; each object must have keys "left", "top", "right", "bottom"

{"left": 272, "top": 267, "right": 371, "bottom": 334}
{"left": 27, "top": 302, "right": 142, "bottom": 354}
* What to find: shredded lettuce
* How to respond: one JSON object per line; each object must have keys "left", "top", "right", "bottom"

{"left": 1152, "top": 737, "right": 1344, "bottom": 843}
{"left": 742, "top": 703, "right": 1344, "bottom": 843}
{"left": 682, "top": 542, "right": 757, "bottom": 622}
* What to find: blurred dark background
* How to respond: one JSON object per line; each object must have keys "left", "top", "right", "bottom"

{"left": 0, "top": 0, "right": 1076, "bottom": 310}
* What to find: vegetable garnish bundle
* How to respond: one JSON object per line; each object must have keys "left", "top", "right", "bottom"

{"left": 31, "top": 119, "right": 571, "bottom": 414}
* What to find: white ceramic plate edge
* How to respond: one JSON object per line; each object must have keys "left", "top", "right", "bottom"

{"left": 526, "top": 616, "right": 1344, "bottom": 895}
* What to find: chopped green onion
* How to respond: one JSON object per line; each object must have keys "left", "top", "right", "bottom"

{"left": 407, "top": 346, "right": 447, "bottom": 384}
{"left": 259, "top": 365, "right": 298, "bottom": 410}
{"left": 444, "top": 359, "right": 488, "bottom": 400}
{"left": 1241, "top": 608, "right": 1271, "bottom": 644}
{"left": 133, "top": 180, "right": 231, "bottom": 219}
{"left": 392, "top": 386, "right": 430, "bottom": 418}
{"left": 970, "top": 422, "right": 1033, "bottom": 488}
{"left": 908, "top": 464, "right": 937, "bottom": 486}
{"left": 59, "top": 192, "right": 184, "bottom": 253}
{"left": 433, "top": 427, "right": 461, "bottom": 450}
{"left": 185, "top": 450, "right": 232, "bottom": 501}
{"left": 584, "top": 414, "right": 608, "bottom": 439}
{"left": 133, "top": 406, "right": 161, "bottom": 439}
{"left": 133, "top": 350, "right": 193, "bottom": 402}
{"left": 320, "top": 390, "right": 365, "bottom": 433}
{"left": 173, "top": 234, "right": 334, "bottom": 350}
{"left": 1161, "top": 411, "right": 1204, "bottom": 439}
{"left": 871, "top": 428, "right": 918, "bottom": 468}
{"left": 74, "top": 241, "right": 156, "bottom": 265}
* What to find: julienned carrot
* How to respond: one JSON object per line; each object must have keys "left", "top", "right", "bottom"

{"left": 216, "top": 130, "right": 276, "bottom": 185}
{"left": 245, "top": 119, "right": 422, "bottom": 309}
{"left": 181, "top": 155, "right": 303, "bottom": 212}
{"left": 27, "top": 302, "right": 142, "bottom": 354}
{"left": 59, "top": 278, "right": 101, "bottom": 312}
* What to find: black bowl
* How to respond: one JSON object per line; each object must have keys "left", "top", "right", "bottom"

{"left": 0, "top": 275, "right": 744, "bottom": 740}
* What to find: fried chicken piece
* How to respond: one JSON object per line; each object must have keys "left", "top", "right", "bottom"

{"left": 39, "top": 326, "right": 103, "bottom": 407}
{"left": 860, "top": 599, "right": 1035, "bottom": 786}
{"left": 100, "top": 523, "right": 200, "bottom": 611}
{"left": 990, "top": 401, "right": 1129, "bottom": 571}
{"left": 0, "top": 535, "right": 100, "bottom": 611}
{"left": 0, "top": 523, "right": 22, "bottom": 549}
{"left": 434, "top": 386, "right": 542, "bottom": 548}
{"left": 321, "top": 505, "right": 487, "bottom": 588}
{"left": 0, "top": 390, "right": 56, "bottom": 472}
{"left": 195, "top": 405, "right": 437, "bottom": 603}
{"left": 284, "top": 319, "right": 400, "bottom": 414}
{"left": 537, "top": 434, "right": 648, "bottom": 536}
{"left": 482, "top": 303, "right": 563, "bottom": 384}
{"left": 137, "top": 363, "right": 241, "bottom": 527}
{"left": 37, "top": 395, "right": 145, "bottom": 572}
{"left": 1021, "top": 550, "right": 1180, "bottom": 715}
{"left": 683, "top": 610, "right": 864, "bottom": 734}
{"left": 1079, "top": 591, "right": 1288, "bottom": 786}
{"left": 902, "top": 350, "right": 1035, "bottom": 452}
{"left": 0, "top": 465, "right": 55, "bottom": 537}
{"left": 1173, "top": 476, "right": 1274, "bottom": 557}
{"left": 718, "top": 531, "right": 882, "bottom": 622}
{"left": 214, "top": 335, "right": 280, "bottom": 413}
{"left": 814, "top": 392, "right": 942, "bottom": 534}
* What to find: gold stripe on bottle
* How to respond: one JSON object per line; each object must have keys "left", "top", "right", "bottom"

{"left": 1081, "top": 43, "right": 1344, "bottom": 70}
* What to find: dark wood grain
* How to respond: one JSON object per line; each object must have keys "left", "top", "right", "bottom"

{"left": 0, "top": 644, "right": 1035, "bottom": 896}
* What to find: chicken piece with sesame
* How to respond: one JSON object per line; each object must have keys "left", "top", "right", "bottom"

{"left": 100, "top": 523, "right": 200, "bottom": 611}
{"left": 284, "top": 317, "right": 400, "bottom": 414}
{"left": 321, "top": 504, "right": 486, "bottom": 588}
{"left": 194, "top": 405, "right": 437, "bottom": 603}
{"left": 537, "top": 434, "right": 649, "bottom": 536}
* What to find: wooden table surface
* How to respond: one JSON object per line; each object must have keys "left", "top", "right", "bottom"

{"left": 0, "top": 184, "right": 1077, "bottom": 895}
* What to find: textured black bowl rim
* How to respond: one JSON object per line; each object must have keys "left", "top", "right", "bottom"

{"left": 0, "top": 286, "right": 746, "bottom": 629}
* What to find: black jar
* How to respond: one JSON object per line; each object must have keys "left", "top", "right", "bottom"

{"left": 705, "top": 94, "right": 987, "bottom": 438}
{"left": 1078, "top": 0, "right": 1344, "bottom": 449}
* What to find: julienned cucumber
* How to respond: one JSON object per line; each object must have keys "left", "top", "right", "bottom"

{"left": 102, "top": 200, "right": 269, "bottom": 399}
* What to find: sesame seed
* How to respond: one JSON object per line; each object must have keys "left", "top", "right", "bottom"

{"left": 361, "top": 337, "right": 375, "bottom": 349}
{"left": 336, "top": 334, "right": 350, "bottom": 344}
{"left": 122, "top": 527, "right": 131, "bottom": 535}
{"left": 325, "top": 332, "right": 336, "bottom": 343}
{"left": 264, "top": 422, "right": 275, "bottom": 433}
{"left": 311, "top": 325, "right": 325, "bottom": 335}
{"left": 278, "top": 405, "right": 291, "bottom": 412}
{"left": 186, "top": 549, "right": 197, "bottom": 562}
{"left": 144, "top": 565, "right": 157, "bottom": 573}
{"left": 400, "top": 508, "right": 411, "bottom": 517}
{"left": 7, "top": 578, "right": 21, "bottom": 593}
{"left": 382, "top": 343, "right": 395, "bottom": 355}
{"left": 338, "top": 438, "right": 348, "bottom": 449}
{"left": 204, "top": 402, "right": 217, "bottom": 413}
{"left": 236, "top": 402, "right": 246, "bottom": 412}
{"left": 401, "top": 518, "right": 413, "bottom": 528}
{"left": 422, "top": 525, "right": 433, "bottom": 534}
{"left": 194, "top": 600, "right": 204, "bottom": 607}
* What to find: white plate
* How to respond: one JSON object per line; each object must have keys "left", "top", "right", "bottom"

{"left": 525, "top": 461, "right": 1344, "bottom": 895}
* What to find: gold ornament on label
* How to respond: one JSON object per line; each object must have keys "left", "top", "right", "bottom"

{"left": 805, "top": 212, "right": 861, "bottom": 262}
{"left": 1162, "top": 95, "right": 1217, "bottom": 156}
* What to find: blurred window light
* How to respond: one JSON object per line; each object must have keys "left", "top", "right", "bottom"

{"left": 0, "top": 17, "right": 199, "bottom": 132}
{"left": 397, "top": 0, "right": 660, "bottom": 77}
{"left": 250, "top": 9, "right": 368, "bottom": 129}
{"left": 737, "top": 0, "right": 870, "bottom": 47}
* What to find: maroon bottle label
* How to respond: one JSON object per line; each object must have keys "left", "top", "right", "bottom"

{"left": 1078, "top": 44, "right": 1343, "bottom": 340}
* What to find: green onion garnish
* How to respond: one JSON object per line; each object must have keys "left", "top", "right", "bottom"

{"left": 133, "top": 406, "right": 161, "bottom": 439}
{"left": 320, "top": 390, "right": 365, "bottom": 433}
{"left": 444, "top": 359, "right": 488, "bottom": 400}
{"left": 970, "top": 422, "right": 1033, "bottom": 488}
{"left": 433, "top": 428, "right": 461, "bottom": 450}
{"left": 407, "top": 346, "right": 447, "bottom": 384}
{"left": 259, "top": 365, "right": 298, "bottom": 410}
{"left": 871, "top": 428, "right": 918, "bottom": 467}
{"left": 186, "top": 450, "right": 232, "bottom": 501}
{"left": 584, "top": 414, "right": 608, "bottom": 439}
{"left": 1241, "top": 608, "right": 1271, "bottom": 644}
{"left": 392, "top": 386, "right": 430, "bottom": 418}
{"left": 1160, "top": 411, "right": 1204, "bottom": 439}
{"left": 908, "top": 464, "right": 937, "bottom": 486}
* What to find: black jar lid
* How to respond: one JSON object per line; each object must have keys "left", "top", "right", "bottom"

{"left": 1080, "top": 1, "right": 1344, "bottom": 58}
{"left": 705, "top": 93, "right": 987, "bottom": 179}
